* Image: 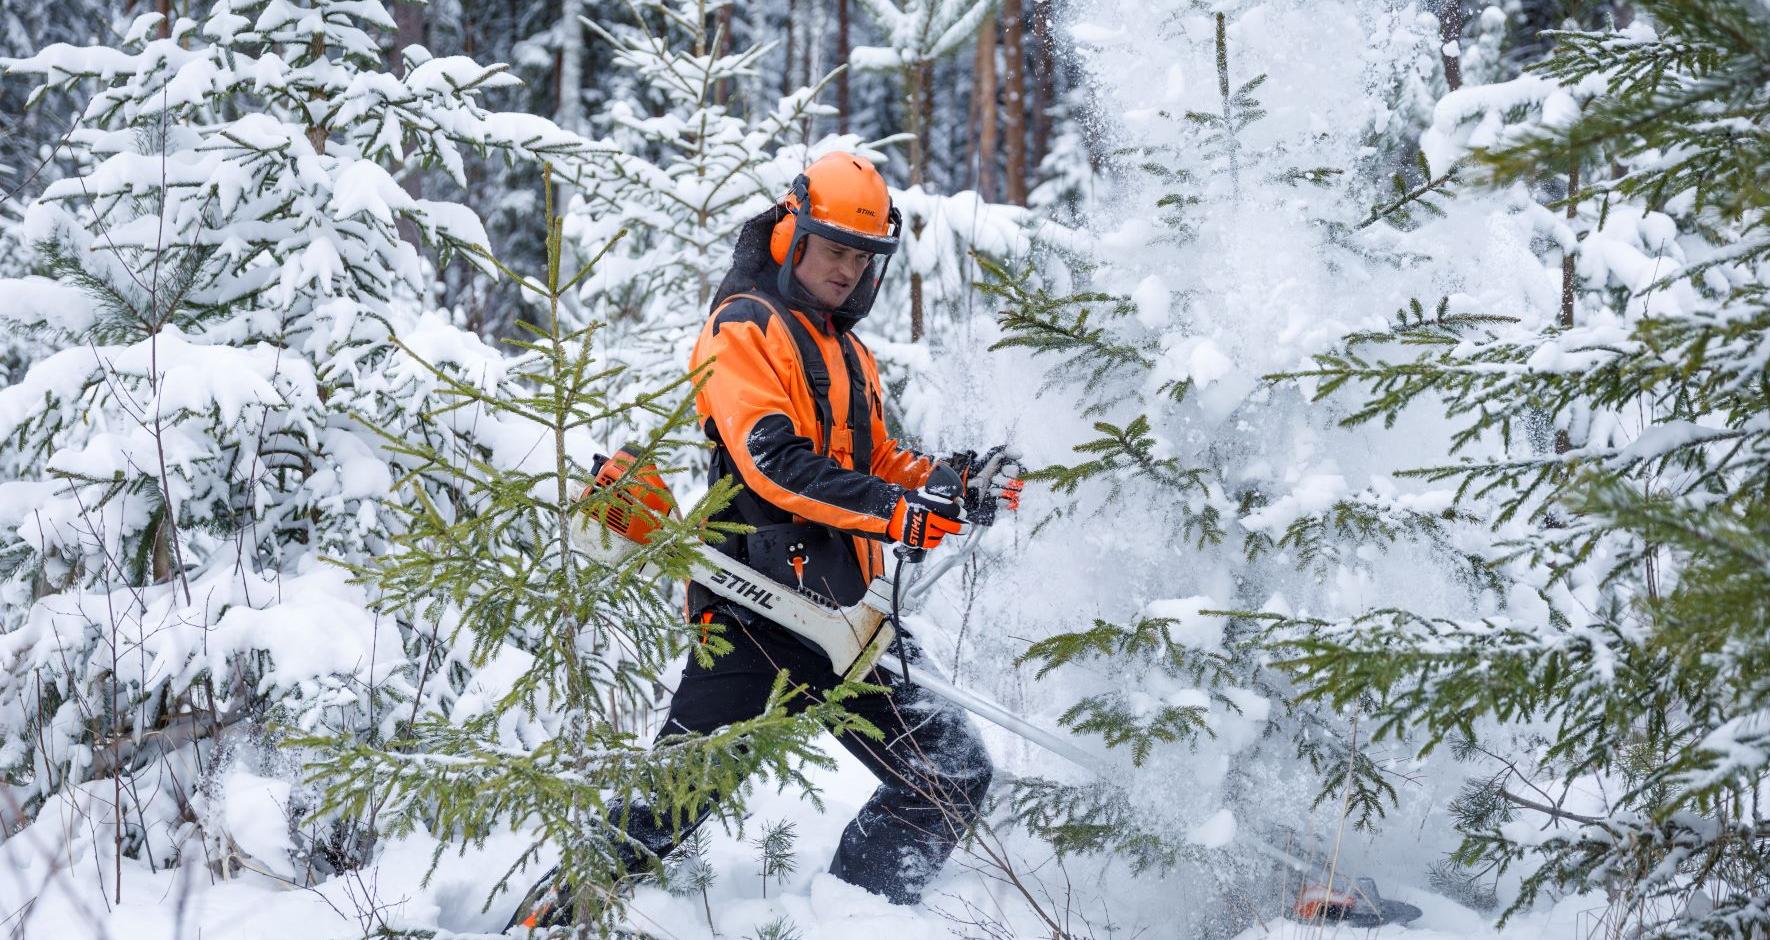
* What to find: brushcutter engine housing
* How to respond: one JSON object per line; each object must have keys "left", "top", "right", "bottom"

{"left": 576, "top": 447, "right": 674, "bottom": 551}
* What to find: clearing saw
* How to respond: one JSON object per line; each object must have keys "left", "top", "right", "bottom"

{"left": 573, "top": 445, "right": 1423, "bottom": 929}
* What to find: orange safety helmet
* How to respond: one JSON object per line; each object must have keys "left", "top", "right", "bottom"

{"left": 771, "top": 152, "right": 903, "bottom": 309}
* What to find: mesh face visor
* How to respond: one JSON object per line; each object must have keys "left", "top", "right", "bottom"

{"left": 778, "top": 193, "right": 905, "bottom": 318}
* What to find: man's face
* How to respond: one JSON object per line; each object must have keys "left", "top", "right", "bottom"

{"left": 793, "top": 233, "right": 874, "bottom": 309}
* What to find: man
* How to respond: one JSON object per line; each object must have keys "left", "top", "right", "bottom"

{"left": 511, "top": 152, "right": 1022, "bottom": 928}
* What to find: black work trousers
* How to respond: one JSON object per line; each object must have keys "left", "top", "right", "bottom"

{"left": 616, "top": 605, "right": 994, "bottom": 905}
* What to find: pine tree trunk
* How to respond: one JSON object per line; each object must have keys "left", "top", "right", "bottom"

{"left": 784, "top": 0, "right": 797, "bottom": 97}
{"left": 1216, "top": 13, "right": 1240, "bottom": 196}
{"left": 808, "top": 2, "right": 821, "bottom": 88}
{"left": 1030, "top": 0, "right": 1056, "bottom": 176}
{"left": 392, "top": 1, "right": 425, "bottom": 75}
{"left": 151, "top": 512, "right": 172, "bottom": 583}
{"left": 971, "top": 17, "right": 999, "bottom": 200}
{"left": 1560, "top": 161, "right": 1578, "bottom": 331}
{"left": 715, "top": 5, "right": 734, "bottom": 105}
{"left": 919, "top": 59, "right": 934, "bottom": 178}
{"left": 1001, "top": 0, "right": 1028, "bottom": 205}
{"left": 908, "top": 60, "right": 927, "bottom": 341}
{"left": 836, "top": 0, "right": 850, "bottom": 131}
{"left": 393, "top": 1, "right": 427, "bottom": 250}
{"left": 803, "top": 0, "right": 822, "bottom": 141}
{"left": 907, "top": 63, "right": 927, "bottom": 185}
{"left": 910, "top": 268, "right": 925, "bottom": 341}
{"left": 305, "top": 34, "right": 328, "bottom": 155}
{"left": 557, "top": 0, "right": 583, "bottom": 133}
{"left": 1435, "top": 1, "right": 1464, "bottom": 91}
{"left": 1555, "top": 157, "right": 1579, "bottom": 454}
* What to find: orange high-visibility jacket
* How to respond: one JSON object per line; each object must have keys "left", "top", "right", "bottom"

{"left": 689, "top": 209, "right": 935, "bottom": 591}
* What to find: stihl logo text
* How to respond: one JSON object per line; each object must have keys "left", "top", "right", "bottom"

{"left": 709, "top": 570, "right": 778, "bottom": 609}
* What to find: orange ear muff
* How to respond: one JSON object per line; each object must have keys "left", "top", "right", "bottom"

{"left": 769, "top": 210, "right": 796, "bottom": 265}
{"left": 770, "top": 175, "right": 810, "bottom": 265}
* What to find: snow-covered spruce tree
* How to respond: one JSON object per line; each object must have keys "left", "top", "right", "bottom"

{"left": 849, "top": 0, "right": 993, "bottom": 338}
{"left": 848, "top": 0, "right": 992, "bottom": 188}
{"left": 303, "top": 182, "right": 875, "bottom": 931}
{"left": 966, "top": 3, "right": 1481, "bottom": 930}
{"left": 1354, "top": 2, "right": 1454, "bottom": 212}
{"left": 1268, "top": 1, "right": 1770, "bottom": 933}
{"left": 1027, "top": 86, "right": 1101, "bottom": 230}
{"left": 561, "top": 0, "right": 850, "bottom": 439}
{"left": 0, "top": 0, "right": 595, "bottom": 875}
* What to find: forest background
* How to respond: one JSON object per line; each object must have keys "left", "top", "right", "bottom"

{"left": 1, "top": 0, "right": 1766, "bottom": 938}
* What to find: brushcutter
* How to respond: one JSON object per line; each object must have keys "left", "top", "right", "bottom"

{"left": 573, "top": 446, "right": 1423, "bottom": 929}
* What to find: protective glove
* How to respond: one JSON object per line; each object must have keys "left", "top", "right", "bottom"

{"left": 945, "top": 444, "right": 1025, "bottom": 526}
{"left": 887, "top": 486, "right": 966, "bottom": 551}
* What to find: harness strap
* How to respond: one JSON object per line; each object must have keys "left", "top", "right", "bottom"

{"left": 835, "top": 333, "right": 874, "bottom": 475}
{"left": 717, "top": 292, "right": 838, "bottom": 459}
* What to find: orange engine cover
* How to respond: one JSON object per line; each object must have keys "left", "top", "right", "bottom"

{"left": 581, "top": 446, "right": 675, "bottom": 545}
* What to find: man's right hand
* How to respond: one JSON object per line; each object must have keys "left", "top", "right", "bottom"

{"left": 888, "top": 488, "right": 966, "bottom": 551}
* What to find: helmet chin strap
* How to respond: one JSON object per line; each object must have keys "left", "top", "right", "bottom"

{"left": 776, "top": 174, "right": 813, "bottom": 304}
{"left": 776, "top": 226, "right": 810, "bottom": 306}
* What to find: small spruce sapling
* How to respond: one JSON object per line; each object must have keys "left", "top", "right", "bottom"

{"left": 746, "top": 915, "right": 804, "bottom": 940}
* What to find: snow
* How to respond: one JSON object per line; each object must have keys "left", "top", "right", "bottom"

{"left": 1242, "top": 473, "right": 1351, "bottom": 534}
{"left": 1230, "top": 890, "right": 1607, "bottom": 940}
{"left": 1188, "top": 338, "right": 1234, "bottom": 387}
{"left": 161, "top": 56, "right": 224, "bottom": 110}
{"left": 403, "top": 55, "right": 520, "bottom": 95}
{"left": 330, "top": 160, "right": 415, "bottom": 224}
{"left": 1611, "top": 420, "right": 1736, "bottom": 464}
{"left": 1420, "top": 74, "right": 1556, "bottom": 174}
{"left": 1188, "top": 807, "right": 1237, "bottom": 848}
{"left": 0, "top": 276, "right": 97, "bottom": 335}
{"left": 1143, "top": 596, "right": 1228, "bottom": 650}
{"left": 220, "top": 771, "right": 298, "bottom": 879}
{"left": 1131, "top": 274, "right": 1172, "bottom": 330}
{"left": 0, "top": 746, "right": 1091, "bottom": 940}
{"left": 109, "top": 326, "right": 294, "bottom": 423}
{"left": 208, "top": 569, "right": 406, "bottom": 701}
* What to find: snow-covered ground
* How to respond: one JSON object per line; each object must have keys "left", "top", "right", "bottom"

{"left": 0, "top": 745, "right": 1050, "bottom": 939}
{"left": 1, "top": 738, "right": 1613, "bottom": 939}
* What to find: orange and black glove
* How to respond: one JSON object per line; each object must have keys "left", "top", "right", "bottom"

{"left": 888, "top": 486, "right": 966, "bottom": 551}
{"left": 947, "top": 445, "right": 1024, "bottom": 526}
